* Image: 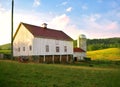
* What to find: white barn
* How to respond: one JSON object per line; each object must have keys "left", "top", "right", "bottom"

{"left": 13, "top": 22, "right": 73, "bottom": 63}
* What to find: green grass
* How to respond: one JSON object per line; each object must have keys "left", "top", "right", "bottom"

{"left": 87, "top": 48, "right": 120, "bottom": 61}
{"left": 0, "top": 60, "right": 120, "bottom": 87}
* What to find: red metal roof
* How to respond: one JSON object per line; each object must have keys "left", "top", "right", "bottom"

{"left": 74, "top": 48, "right": 85, "bottom": 52}
{"left": 22, "top": 22, "right": 73, "bottom": 41}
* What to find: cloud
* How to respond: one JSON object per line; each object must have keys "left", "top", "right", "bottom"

{"left": 79, "top": 14, "right": 120, "bottom": 38}
{"left": 103, "top": 21, "right": 119, "bottom": 30}
{"left": 48, "top": 14, "right": 85, "bottom": 39}
{"left": 66, "top": 7, "right": 72, "bottom": 12}
{"left": 81, "top": 14, "right": 119, "bottom": 30}
{"left": 0, "top": 5, "right": 11, "bottom": 45}
{"left": 0, "top": 4, "right": 48, "bottom": 45}
{"left": 81, "top": 4, "right": 88, "bottom": 10}
{"left": 61, "top": 1, "right": 67, "bottom": 6}
{"left": 14, "top": 13, "right": 82, "bottom": 40}
{"left": 63, "top": 25, "right": 86, "bottom": 39}
{"left": 33, "top": 0, "right": 40, "bottom": 7}
{"left": 0, "top": 3, "right": 6, "bottom": 13}
{"left": 4, "top": 10, "right": 120, "bottom": 43}
{"left": 49, "top": 14, "right": 70, "bottom": 29}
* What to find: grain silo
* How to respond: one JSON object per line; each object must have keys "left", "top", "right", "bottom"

{"left": 77, "top": 34, "right": 87, "bottom": 51}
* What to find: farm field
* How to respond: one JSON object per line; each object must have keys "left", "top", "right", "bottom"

{"left": 87, "top": 48, "right": 120, "bottom": 61}
{"left": 0, "top": 60, "right": 120, "bottom": 87}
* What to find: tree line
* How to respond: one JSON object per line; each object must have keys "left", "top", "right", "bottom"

{"left": 74, "top": 37, "right": 120, "bottom": 51}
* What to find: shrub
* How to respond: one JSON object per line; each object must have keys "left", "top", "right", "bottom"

{"left": 84, "top": 57, "right": 91, "bottom": 62}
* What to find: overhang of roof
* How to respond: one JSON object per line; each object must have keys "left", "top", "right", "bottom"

{"left": 74, "top": 48, "right": 85, "bottom": 52}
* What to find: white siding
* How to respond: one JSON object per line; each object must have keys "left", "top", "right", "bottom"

{"left": 33, "top": 38, "right": 73, "bottom": 55}
{"left": 13, "top": 24, "right": 34, "bottom": 56}
{"left": 73, "top": 52, "right": 86, "bottom": 60}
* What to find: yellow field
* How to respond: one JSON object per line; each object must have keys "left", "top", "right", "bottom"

{"left": 87, "top": 48, "right": 120, "bottom": 61}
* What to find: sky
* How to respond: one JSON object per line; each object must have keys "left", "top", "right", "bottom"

{"left": 0, "top": 0, "right": 120, "bottom": 45}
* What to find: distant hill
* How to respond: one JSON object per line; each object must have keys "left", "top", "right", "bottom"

{"left": 0, "top": 43, "right": 11, "bottom": 50}
{"left": 87, "top": 37, "right": 120, "bottom": 51}
{"left": 0, "top": 43, "right": 11, "bottom": 54}
{"left": 74, "top": 37, "right": 120, "bottom": 51}
{"left": 87, "top": 48, "right": 120, "bottom": 61}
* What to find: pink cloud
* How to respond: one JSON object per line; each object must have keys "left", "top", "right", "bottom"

{"left": 105, "top": 22, "right": 118, "bottom": 30}
{"left": 79, "top": 14, "right": 120, "bottom": 39}
{"left": 50, "top": 14, "right": 70, "bottom": 29}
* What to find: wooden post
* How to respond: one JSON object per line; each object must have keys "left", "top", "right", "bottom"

{"left": 43, "top": 55, "right": 45, "bottom": 63}
{"left": 52, "top": 55, "right": 54, "bottom": 64}
{"left": 11, "top": 0, "right": 14, "bottom": 59}
{"left": 67, "top": 55, "right": 68, "bottom": 63}
{"left": 60, "top": 55, "right": 61, "bottom": 63}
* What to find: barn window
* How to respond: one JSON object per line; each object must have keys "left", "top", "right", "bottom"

{"left": 29, "top": 45, "right": 32, "bottom": 51}
{"left": 56, "top": 46, "right": 59, "bottom": 52}
{"left": 23, "top": 47, "right": 25, "bottom": 51}
{"left": 46, "top": 45, "right": 49, "bottom": 52}
{"left": 64, "top": 46, "right": 67, "bottom": 52}
{"left": 18, "top": 47, "right": 20, "bottom": 52}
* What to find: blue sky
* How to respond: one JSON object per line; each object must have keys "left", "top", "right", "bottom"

{"left": 0, "top": 0, "right": 120, "bottom": 45}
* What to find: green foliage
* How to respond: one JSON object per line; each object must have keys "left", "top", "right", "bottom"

{"left": 0, "top": 60, "right": 120, "bottom": 87}
{"left": 87, "top": 38, "right": 120, "bottom": 51}
{"left": 87, "top": 48, "right": 120, "bottom": 61}
{"left": 0, "top": 50, "right": 11, "bottom": 54}
{"left": 0, "top": 43, "right": 11, "bottom": 50}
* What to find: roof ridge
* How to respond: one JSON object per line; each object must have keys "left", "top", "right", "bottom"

{"left": 21, "top": 22, "right": 40, "bottom": 28}
{"left": 21, "top": 22, "right": 63, "bottom": 32}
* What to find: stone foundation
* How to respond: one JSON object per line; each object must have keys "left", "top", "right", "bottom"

{"left": 15, "top": 55, "right": 73, "bottom": 63}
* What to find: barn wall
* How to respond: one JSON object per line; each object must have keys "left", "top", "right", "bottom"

{"left": 13, "top": 24, "right": 34, "bottom": 56}
{"left": 33, "top": 38, "right": 73, "bottom": 55}
{"left": 73, "top": 52, "right": 86, "bottom": 60}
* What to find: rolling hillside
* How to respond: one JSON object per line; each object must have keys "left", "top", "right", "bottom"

{"left": 87, "top": 48, "right": 120, "bottom": 61}
{"left": 0, "top": 43, "right": 11, "bottom": 50}
{"left": 0, "top": 43, "right": 11, "bottom": 54}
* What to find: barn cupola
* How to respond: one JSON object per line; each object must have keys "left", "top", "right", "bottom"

{"left": 41, "top": 23, "right": 47, "bottom": 28}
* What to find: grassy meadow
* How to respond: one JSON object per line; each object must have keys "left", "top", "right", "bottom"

{"left": 87, "top": 48, "right": 120, "bottom": 61}
{"left": 0, "top": 46, "right": 120, "bottom": 87}
{"left": 0, "top": 60, "right": 120, "bottom": 87}
{"left": 0, "top": 50, "right": 11, "bottom": 54}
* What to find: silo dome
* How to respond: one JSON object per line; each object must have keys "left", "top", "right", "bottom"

{"left": 79, "top": 34, "right": 86, "bottom": 38}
